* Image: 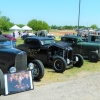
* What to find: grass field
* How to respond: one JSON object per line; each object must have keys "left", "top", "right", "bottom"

{"left": 16, "top": 36, "right": 100, "bottom": 86}
{"left": 39, "top": 60, "right": 100, "bottom": 85}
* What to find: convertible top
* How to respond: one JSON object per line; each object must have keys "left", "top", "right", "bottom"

{"left": 0, "top": 35, "right": 10, "bottom": 41}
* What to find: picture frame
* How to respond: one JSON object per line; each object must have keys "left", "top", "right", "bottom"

{"left": 4, "top": 70, "right": 33, "bottom": 95}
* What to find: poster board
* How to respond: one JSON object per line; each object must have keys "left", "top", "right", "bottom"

{"left": 4, "top": 70, "right": 33, "bottom": 95}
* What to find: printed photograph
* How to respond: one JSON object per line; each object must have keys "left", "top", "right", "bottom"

{"left": 4, "top": 71, "right": 33, "bottom": 95}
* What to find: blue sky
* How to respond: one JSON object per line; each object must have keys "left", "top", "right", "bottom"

{"left": 0, "top": 0, "right": 100, "bottom": 27}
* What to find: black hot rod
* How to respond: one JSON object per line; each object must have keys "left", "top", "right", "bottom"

{"left": 17, "top": 36, "right": 84, "bottom": 73}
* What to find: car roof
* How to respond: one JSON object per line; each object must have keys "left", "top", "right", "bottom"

{"left": 3, "top": 34, "right": 12, "bottom": 36}
{"left": 62, "top": 36, "right": 85, "bottom": 39}
{"left": 25, "top": 36, "right": 54, "bottom": 41}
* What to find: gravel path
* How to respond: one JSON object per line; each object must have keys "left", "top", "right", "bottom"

{"left": 1, "top": 72, "right": 100, "bottom": 100}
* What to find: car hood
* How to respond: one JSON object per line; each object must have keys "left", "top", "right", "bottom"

{"left": 0, "top": 47, "right": 25, "bottom": 55}
{"left": 52, "top": 41, "right": 71, "bottom": 49}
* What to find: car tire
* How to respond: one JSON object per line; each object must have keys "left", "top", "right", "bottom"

{"left": 73, "top": 54, "right": 84, "bottom": 67}
{"left": 31, "top": 60, "right": 44, "bottom": 80}
{"left": 52, "top": 56, "right": 66, "bottom": 73}
{"left": 88, "top": 51, "right": 99, "bottom": 62}
{"left": 0, "top": 69, "right": 4, "bottom": 95}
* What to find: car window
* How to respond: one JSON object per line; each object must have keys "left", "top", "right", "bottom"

{"left": 91, "top": 36, "right": 99, "bottom": 42}
{"left": 40, "top": 39, "right": 55, "bottom": 45}
{"left": 61, "top": 37, "right": 76, "bottom": 43}
{"left": 25, "top": 39, "right": 39, "bottom": 46}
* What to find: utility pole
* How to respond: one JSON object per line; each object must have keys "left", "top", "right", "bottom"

{"left": 78, "top": 0, "right": 81, "bottom": 35}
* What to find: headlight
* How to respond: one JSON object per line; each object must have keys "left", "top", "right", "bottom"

{"left": 75, "top": 56, "right": 79, "bottom": 61}
{"left": 28, "top": 63, "right": 34, "bottom": 70}
{"left": 96, "top": 50, "right": 98, "bottom": 53}
{"left": 67, "top": 59, "right": 70, "bottom": 64}
{"left": 9, "top": 67, "right": 16, "bottom": 73}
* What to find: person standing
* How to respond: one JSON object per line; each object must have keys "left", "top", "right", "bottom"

{"left": 0, "top": 30, "right": 2, "bottom": 35}
{"left": 18, "top": 31, "right": 21, "bottom": 38}
{"left": 13, "top": 32, "right": 15, "bottom": 37}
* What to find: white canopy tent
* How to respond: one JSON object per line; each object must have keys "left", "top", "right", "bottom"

{"left": 9, "top": 25, "right": 21, "bottom": 30}
{"left": 9, "top": 25, "right": 21, "bottom": 38}
{"left": 21, "top": 25, "right": 32, "bottom": 30}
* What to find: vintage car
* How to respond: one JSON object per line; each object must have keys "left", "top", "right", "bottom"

{"left": 61, "top": 34, "right": 100, "bottom": 62}
{"left": 0, "top": 36, "right": 44, "bottom": 95}
{"left": 3, "top": 34, "right": 16, "bottom": 41}
{"left": 21, "top": 33, "right": 36, "bottom": 40}
{"left": 1, "top": 34, "right": 16, "bottom": 47}
{"left": 21, "top": 30, "right": 55, "bottom": 40}
{"left": 17, "top": 36, "right": 84, "bottom": 73}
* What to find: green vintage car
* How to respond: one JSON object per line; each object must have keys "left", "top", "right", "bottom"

{"left": 61, "top": 34, "right": 100, "bottom": 62}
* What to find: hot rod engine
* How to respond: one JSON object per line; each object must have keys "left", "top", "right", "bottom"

{"left": 48, "top": 45, "right": 73, "bottom": 66}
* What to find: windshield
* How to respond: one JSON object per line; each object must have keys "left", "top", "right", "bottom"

{"left": 40, "top": 39, "right": 55, "bottom": 45}
{"left": 77, "top": 38, "right": 86, "bottom": 42}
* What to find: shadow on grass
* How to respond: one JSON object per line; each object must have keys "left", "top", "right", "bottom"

{"left": 34, "top": 80, "right": 41, "bottom": 82}
{"left": 44, "top": 64, "right": 73, "bottom": 73}
{"left": 84, "top": 59, "right": 99, "bottom": 63}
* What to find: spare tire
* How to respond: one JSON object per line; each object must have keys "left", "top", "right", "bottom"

{"left": 0, "top": 69, "right": 5, "bottom": 95}
{"left": 88, "top": 51, "right": 99, "bottom": 62}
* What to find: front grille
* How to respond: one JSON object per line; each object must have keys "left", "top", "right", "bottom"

{"left": 65, "top": 47, "right": 73, "bottom": 61}
{"left": 15, "top": 53, "right": 27, "bottom": 71}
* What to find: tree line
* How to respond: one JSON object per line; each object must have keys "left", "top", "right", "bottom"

{"left": 0, "top": 12, "right": 98, "bottom": 32}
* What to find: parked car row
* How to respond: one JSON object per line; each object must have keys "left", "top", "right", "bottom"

{"left": 17, "top": 36, "right": 84, "bottom": 73}
{"left": 3, "top": 32, "right": 100, "bottom": 95}
{"left": 21, "top": 30, "right": 55, "bottom": 40}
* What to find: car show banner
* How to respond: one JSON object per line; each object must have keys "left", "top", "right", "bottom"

{"left": 4, "top": 70, "right": 33, "bottom": 95}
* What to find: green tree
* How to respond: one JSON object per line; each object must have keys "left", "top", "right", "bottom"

{"left": 17, "top": 24, "right": 25, "bottom": 28}
{"left": 0, "top": 18, "right": 3, "bottom": 30}
{"left": 27, "top": 19, "right": 50, "bottom": 31}
{"left": 1, "top": 16, "right": 10, "bottom": 22}
{"left": 0, "top": 11, "right": 1, "bottom": 17}
{"left": 90, "top": 24, "right": 98, "bottom": 29}
{"left": 42, "top": 21, "right": 50, "bottom": 31}
{"left": 0, "top": 16, "right": 14, "bottom": 31}
{"left": 36, "top": 20, "right": 43, "bottom": 30}
{"left": 2, "top": 20, "right": 10, "bottom": 31}
{"left": 28, "top": 19, "right": 38, "bottom": 30}
{"left": 50, "top": 25, "right": 58, "bottom": 29}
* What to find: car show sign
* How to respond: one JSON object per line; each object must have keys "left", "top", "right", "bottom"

{"left": 4, "top": 70, "right": 33, "bottom": 95}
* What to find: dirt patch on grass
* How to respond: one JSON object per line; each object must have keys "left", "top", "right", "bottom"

{"left": 50, "top": 30, "right": 77, "bottom": 36}
{"left": 67, "top": 71, "right": 93, "bottom": 81}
